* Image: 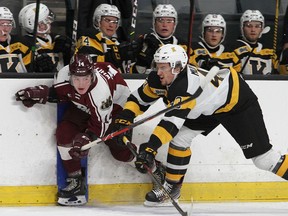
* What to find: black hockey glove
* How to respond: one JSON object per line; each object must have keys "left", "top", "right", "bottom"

{"left": 69, "top": 133, "right": 92, "bottom": 160}
{"left": 53, "top": 35, "right": 72, "bottom": 54}
{"left": 15, "top": 85, "right": 49, "bottom": 108}
{"left": 136, "top": 34, "right": 160, "bottom": 68}
{"left": 105, "top": 45, "right": 122, "bottom": 68}
{"left": 135, "top": 143, "right": 157, "bottom": 174}
{"left": 118, "top": 41, "right": 139, "bottom": 62}
{"left": 34, "top": 53, "right": 57, "bottom": 72}
{"left": 201, "top": 57, "right": 222, "bottom": 70}
{"left": 144, "top": 34, "right": 161, "bottom": 50}
{"left": 112, "top": 109, "right": 135, "bottom": 147}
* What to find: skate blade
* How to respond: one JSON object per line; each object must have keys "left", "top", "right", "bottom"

{"left": 144, "top": 199, "right": 178, "bottom": 207}
{"left": 58, "top": 195, "right": 87, "bottom": 206}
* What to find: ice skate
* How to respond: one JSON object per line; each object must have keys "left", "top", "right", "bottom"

{"left": 57, "top": 176, "right": 87, "bottom": 206}
{"left": 150, "top": 160, "right": 166, "bottom": 191}
{"left": 144, "top": 180, "right": 182, "bottom": 207}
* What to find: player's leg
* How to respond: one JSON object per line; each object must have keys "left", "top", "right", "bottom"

{"left": 56, "top": 106, "right": 90, "bottom": 206}
{"left": 144, "top": 116, "right": 220, "bottom": 206}
{"left": 218, "top": 100, "right": 288, "bottom": 180}
{"left": 144, "top": 126, "right": 200, "bottom": 207}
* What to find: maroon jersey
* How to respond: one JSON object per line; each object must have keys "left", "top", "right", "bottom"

{"left": 53, "top": 62, "right": 130, "bottom": 137}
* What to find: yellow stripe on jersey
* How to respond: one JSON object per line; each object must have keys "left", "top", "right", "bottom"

{"left": 276, "top": 155, "right": 288, "bottom": 177}
{"left": 169, "top": 96, "right": 196, "bottom": 110}
{"left": 9, "top": 42, "right": 29, "bottom": 53}
{"left": 143, "top": 84, "right": 160, "bottom": 99}
{"left": 215, "top": 67, "right": 239, "bottom": 113}
{"left": 169, "top": 147, "right": 192, "bottom": 157}
{"left": 22, "top": 51, "right": 32, "bottom": 65}
{"left": 124, "top": 101, "right": 143, "bottom": 116}
{"left": 153, "top": 125, "right": 173, "bottom": 145}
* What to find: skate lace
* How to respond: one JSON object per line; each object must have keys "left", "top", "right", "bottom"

{"left": 152, "top": 163, "right": 165, "bottom": 190}
{"left": 152, "top": 182, "right": 173, "bottom": 200}
{"left": 62, "top": 178, "right": 79, "bottom": 192}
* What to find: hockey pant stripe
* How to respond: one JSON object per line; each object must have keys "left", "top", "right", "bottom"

{"left": 273, "top": 155, "right": 288, "bottom": 180}
{"left": 166, "top": 144, "right": 192, "bottom": 182}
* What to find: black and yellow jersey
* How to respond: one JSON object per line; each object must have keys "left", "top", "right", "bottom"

{"left": 123, "top": 65, "right": 257, "bottom": 150}
{"left": 75, "top": 28, "right": 121, "bottom": 69}
{"left": 131, "top": 33, "right": 188, "bottom": 74}
{"left": 189, "top": 40, "right": 239, "bottom": 70}
{"left": 23, "top": 34, "right": 65, "bottom": 71}
{"left": 0, "top": 34, "right": 31, "bottom": 73}
{"left": 232, "top": 39, "right": 279, "bottom": 75}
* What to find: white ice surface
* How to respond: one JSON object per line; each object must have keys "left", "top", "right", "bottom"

{"left": 0, "top": 202, "right": 287, "bottom": 216}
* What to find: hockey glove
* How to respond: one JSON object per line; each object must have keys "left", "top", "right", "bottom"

{"left": 15, "top": 85, "right": 49, "bottom": 108}
{"left": 118, "top": 41, "right": 139, "bottom": 62}
{"left": 53, "top": 35, "right": 72, "bottom": 54}
{"left": 69, "top": 133, "right": 92, "bottom": 160}
{"left": 112, "top": 110, "right": 135, "bottom": 147}
{"left": 34, "top": 53, "right": 57, "bottom": 72}
{"left": 144, "top": 34, "right": 161, "bottom": 50}
{"left": 105, "top": 45, "right": 122, "bottom": 68}
{"left": 135, "top": 143, "right": 157, "bottom": 174}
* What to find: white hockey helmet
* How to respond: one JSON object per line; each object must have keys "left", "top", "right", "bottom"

{"left": 93, "top": 4, "right": 121, "bottom": 28}
{"left": 240, "top": 10, "right": 269, "bottom": 39}
{"left": 19, "top": 3, "right": 55, "bottom": 34}
{"left": 202, "top": 14, "right": 226, "bottom": 42}
{"left": 154, "top": 44, "right": 188, "bottom": 70}
{"left": 153, "top": 4, "right": 178, "bottom": 38}
{"left": 0, "top": 7, "right": 15, "bottom": 28}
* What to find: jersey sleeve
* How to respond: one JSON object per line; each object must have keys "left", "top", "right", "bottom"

{"left": 123, "top": 71, "right": 165, "bottom": 117}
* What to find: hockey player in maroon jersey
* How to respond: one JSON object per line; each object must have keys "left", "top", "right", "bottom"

{"left": 113, "top": 44, "right": 288, "bottom": 206}
{"left": 15, "top": 53, "right": 134, "bottom": 205}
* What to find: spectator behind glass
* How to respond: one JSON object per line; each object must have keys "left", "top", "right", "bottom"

{"left": 189, "top": 14, "right": 238, "bottom": 70}
{"left": 19, "top": 3, "right": 72, "bottom": 73}
{"left": 130, "top": 4, "right": 188, "bottom": 74}
{"left": 231, "top": 9, "right": 278, "bottom": 75}
{"left": 0, "top": 7, "right": 31, "bottom": 73}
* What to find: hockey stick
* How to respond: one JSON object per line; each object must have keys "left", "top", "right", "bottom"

{"left": 129, "top": 0, "right": 138, "bottom": 41}
{"left": 124, "top": 0, "right": 138, "bottom": 73}
{"left": 273, "top": 0, "right": 279, "bottom": 60}
{"left": 29, "top": 0, "right": 41, "bottom": 72}
{"left": 71, "top": 0, "right": 79, "bottom": 54}
{"left": 187, "top": 0, "right": 195, "bottom": 58}
{"left": 122, "top": 137, "right": 192, "bottom": 216}
{"left": 81, "top": 66, "right": 220, "bottom": 151}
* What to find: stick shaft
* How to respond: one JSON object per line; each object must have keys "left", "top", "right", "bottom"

{"left": 81, "top": 66, "right": 219, "bottom": 151}
{"left": 123, "top": 137, "right": 187, "bottom": 216}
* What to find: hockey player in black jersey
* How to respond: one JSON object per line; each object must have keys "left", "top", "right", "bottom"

{"left": 19, "top": 3, "right": 72, "bottom": 72}
{"left": 190, "top": 14, "right": 238, "bottom": 70}
{"left": 113, "top": 44, "right": 288, "bottom": 206}
{"left": 232, "top": 10, "right": 278, "bottom": 75}
{"left": 130, "top": 4, "right": 187, "bottom": 74}
{"left": 0, "top": 7, "right": 31, "bottom": 73}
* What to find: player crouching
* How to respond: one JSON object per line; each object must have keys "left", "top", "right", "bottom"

{"left": 15, "top": 53, "right": 134, "bottom": 206}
